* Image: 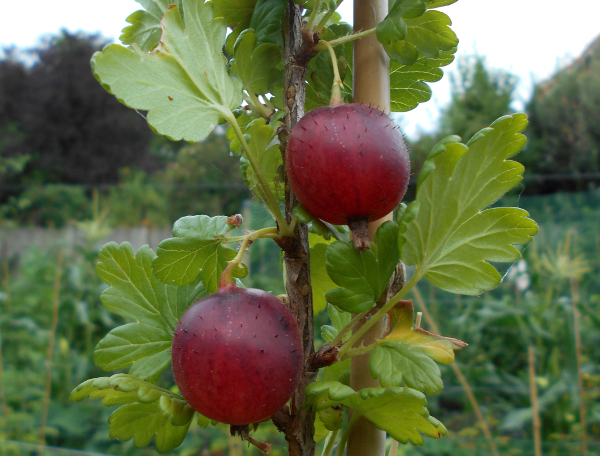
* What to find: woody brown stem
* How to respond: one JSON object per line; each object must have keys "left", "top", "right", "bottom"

{"left": 277, "top": 2, "right": 317, "bottom": 456}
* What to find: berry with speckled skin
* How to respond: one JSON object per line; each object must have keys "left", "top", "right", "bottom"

{"left": 172, "top": 285, "right": 302, "bottom": 425}
{"left": 286, "top": 104, "right": 410, "bottom": 248}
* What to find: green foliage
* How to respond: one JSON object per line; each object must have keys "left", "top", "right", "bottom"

{"left": 402, "top": 114, "right": 538, "bottom": 294}
{"left": 91, "top": 1, "right": 242, "bottom": 142}
{"left": 390, "top": 49, "right": 455, "bottom": 112}
{"left": 380, "top": 9, "right": 457, "bottom": 65}
{"left": 525, "top": 45, "right": 600, "bottom": 190}
{"left": 152, "top": 215, "right": 247, "bottom": 291}
{"left": 104, "top": 168, "right": 169, "bottom": 228}
{"left": 0, "top": 31, "right": 156, "bottom": 188}
{"left": 325, "top": 222, "right": 399, "bottom": 313}
{"left": 238, "top": 118, "right": 284, "bottom": 203}
{"left": 0, "top": 184, "right": 90, "bottom": 228}
{"left": 156, "top": 130, "right": 250, "bottom": 222}
{"left": 230, "top": 30, "right": 283, "bottom": 95}
{"left": 121, "top": 0, "right": 183, "bottom": 52}
{"left": 306, "top": 381, "right": 446, "bottom": 446}
{"left": 71, "top": 374, "right": 194, "bottom": 453}
{"left": 64, "top": 0, "right": 546, "bottom": 454}
{"left": 442, "top": 55, "right": 517, "bottom": 140}
{"left": 370, "top": 301, "right": 465, "bottom": 394}
{"left": 96, "top": 242, "right": 206, "bottom": 379}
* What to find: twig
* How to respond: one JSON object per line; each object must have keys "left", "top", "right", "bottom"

{"left": 412, "top": 286, "right": 501, "bottom": 456}
{"left": 38, "top": 249, "right": 64, "bottom": 452}
{"left": 571, "top": 278, "right": 588, "bottom": 456}
{"left": 528, "top": 346, "right": 542, "bottom": 456}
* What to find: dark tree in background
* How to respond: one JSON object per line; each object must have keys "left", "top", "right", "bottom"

{"left": 0, "top": 31, "right": 156, "bottom": 186}
{"left": 525, "top": 36, "right": 600, "bottom": 192}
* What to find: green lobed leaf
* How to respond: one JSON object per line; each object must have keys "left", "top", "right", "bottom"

{"left": 71, "top": 373, "right": 196, "bottom": 451}
{"left": 152, "top": 215, "right": 246, "bottom": 291}
{"left": 120, "top": 0, "right": 183, "bottom": 52}
{"left": 248, "top": 0, "right": 287, "bottom": 46}
{"left": 230, "top": 30, "right": 283, "bottom": 95}
{"left": 390, "top": 49, "right": 455, "bottom": 112}
{"left": 238, "top": 118, "right": 284, "bottom": 203}
{"left": 383, "top": 10, "right": 457, "bottom": 65}
{"left": 94, "top": 323, "right": 172, "bottom": 380}
{"left": 306, "top": 381, "right": 444, "bottom": 446}
{"left": 92, "top": 0, "right": 242, "bottom": 142}
{"left": 325, "top": 222, "right": 399, "bottom": 313}
{"left": 401, "top": 114, "right": 539, "bottom": 294}
{"left": 109, "top": 402, "right": 191, "bottom": 453}
{"left": 95, "top": 243, "right": 202, "bottom": 376}
{"left": 370, "top": 344, "right": 443, "bottom": 395}
{"left": 376, "top": 0, "right": 427, "bottom": 45}
{"left": 214, "top": 0, "right": 257, "bottom": 26}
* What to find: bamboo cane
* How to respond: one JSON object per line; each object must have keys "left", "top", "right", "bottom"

{"left": 347, "top": 0, "right": 391, "bottom": 453}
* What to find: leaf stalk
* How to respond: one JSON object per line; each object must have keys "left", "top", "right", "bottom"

{"left": 224, "top": 113, "right": 292, "bottom": 236}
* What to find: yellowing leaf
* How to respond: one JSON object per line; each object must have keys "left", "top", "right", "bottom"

{"left": 370, "top": 300, "right": 466, "bottom": 394}
{"left": 385, "top": 301, "right": 467, "bottom": 364}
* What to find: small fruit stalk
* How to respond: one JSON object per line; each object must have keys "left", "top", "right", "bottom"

{"left": 172, "top": 264, "right": 303, "bottom": 426}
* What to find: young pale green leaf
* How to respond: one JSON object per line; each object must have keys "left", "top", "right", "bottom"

{"left": 230, "top": 30, "right": 283, "bottom": 95}
{"left": 383, "top": 10, "right": 457, "bottom": 65}
{"left": 306, "top": 381, "right": 443, "bottom": 446}
{"left": 401, "top": 114, "right": 539, "bottom": 294}
{"left": 390, "top": 49, "right": 455, "bottom": 112}
{"left": 71, "top": 376, "right": 138, "bottom": 407}
{"left": 173, "top": 214, "right": 236, "bottom": 238}
{"left": 72, "top": 373, "right": 196, "bottom": 453}
{"left": 153, "top": 215, "right": 246, "bottom": 291}
{"left": 96, "top": 243, "right": 200, "bottom": 376}
{"left": 92, "top": 0, "right": 242, "bottom": 142}
{"left": 321, "top": 303, "right": 352, "bottom": 342}
{"left": 325, "top": 222, "right": 399, "bottom": 313}
{"left": 238, "top": 118, "right": 284, "bottom": 203}
{"left": 311, "top": 243, "right": 338, "bottom": 315}
{"left": 120, "top": 0, "right": 183, "bottom": 52}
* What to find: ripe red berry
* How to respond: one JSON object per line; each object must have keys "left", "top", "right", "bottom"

{"left": 172, "top": 285, "right": 303, "bottom": 425}
{"left": 286, "top": 103, "right": 410, "bottom": 249}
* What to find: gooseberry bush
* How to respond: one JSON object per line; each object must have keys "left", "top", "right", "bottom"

{"left": 70, "top": 0, "right": 539, "bottom": 454}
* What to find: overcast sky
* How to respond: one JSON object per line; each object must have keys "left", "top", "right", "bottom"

{"left": 2, "top": 0, "right": 600, "bottom": 137}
